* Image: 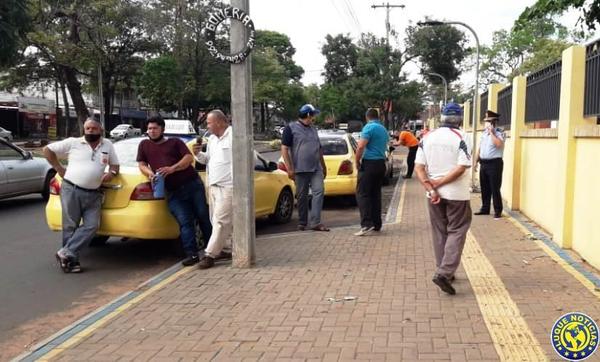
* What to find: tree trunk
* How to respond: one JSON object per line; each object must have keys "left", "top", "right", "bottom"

{"left": 60, "top": 65, "right": 87, "bottom": 135}
{"left": 260, "top": 102, "right": 266, "bottom": 133}
{"left": 60, "top": 81, "right": 70, "bottom": 137}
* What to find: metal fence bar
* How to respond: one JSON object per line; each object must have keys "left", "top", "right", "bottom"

{"left": 479, "top": 91, "right": 488, "bottom": 123}
{"left": 497, "top": 85, "right": 512, "bottom": 129}
{"left": 525, "top": 60, "right": 562, "bottom": 123}
{"left": 585, "top": 39, "right": 600, "bottom": 117}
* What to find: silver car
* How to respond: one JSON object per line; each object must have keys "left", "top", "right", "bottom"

{"left": 0, "top": 127, "right": 13, "bottom": 141}
{"left": 0, "top": 138, "right": 55, "bottom": 200}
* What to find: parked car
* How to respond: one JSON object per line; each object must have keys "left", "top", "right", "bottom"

{"left": 45, "top": 136, "right": 295, "bottom": 245}
{"left": 0, "top": 138, "right": 55, "bottom": 201}
{"left": 350, "top": 131, "right": 395, "bottom": 183}
{"left": 110, "top": 124, "right": 141, "bottom": 139}
{"left": 0, "top": 127, "right": 13, "bottom": 141}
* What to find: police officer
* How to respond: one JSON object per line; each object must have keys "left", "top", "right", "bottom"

{"left": 474, "top": 110, "right": 505, "bottom": 219}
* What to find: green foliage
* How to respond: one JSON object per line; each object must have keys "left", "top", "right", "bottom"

{"left": 0, "top": 0, "right": 30, "bottom": 67}
{"left": 256, "top": 30, "right": 304, "bottom": 81}
{"left": 405, "top": 23, "right": 469, "bottom": 84}
{"left": 518, "top": 0, "right": 600, "bottom": 33}
{"left": 321, "top": 34, "right": 358, "bottom": 85}
{"left": 481, "top": 16, "right": 573, "bottom": 85}
{"left": 137, "top": 55, "right": 181, "bottom": 111}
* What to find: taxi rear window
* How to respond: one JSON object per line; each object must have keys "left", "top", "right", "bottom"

{"left": 320, "top": 137, "right": 348, "bottom": 155}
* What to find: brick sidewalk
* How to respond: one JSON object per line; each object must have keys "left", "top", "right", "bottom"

{"left": 41, "top": 179, "right": 600, "bottom": 361}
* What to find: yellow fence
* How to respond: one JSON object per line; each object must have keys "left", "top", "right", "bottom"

{"left": 464, "top": 45, "right": 600, "bottom": 270}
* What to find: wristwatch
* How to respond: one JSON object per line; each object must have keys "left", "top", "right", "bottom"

{"left": 426, "top": 189, "right": 437, "bottom": 198}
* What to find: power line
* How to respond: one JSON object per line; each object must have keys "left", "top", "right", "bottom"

{"left": 342, "top": 0, "right": 362, "bottom": 34}
{"left": 329, "top": 0, "right": 357, "bottom": 36}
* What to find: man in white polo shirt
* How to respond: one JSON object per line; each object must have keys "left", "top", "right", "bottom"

{"left": 192, "top": 110, "right": 233, "bottom": 269}
{"left": 43, "top": 118, "right": 119, "bottom": 273}
{"left": 415, "top": 103, "right": 472, "bottom": 295}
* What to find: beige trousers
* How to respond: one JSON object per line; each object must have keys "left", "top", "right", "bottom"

{"left": 205, "top": 185, "right": 233, "bottom": 258}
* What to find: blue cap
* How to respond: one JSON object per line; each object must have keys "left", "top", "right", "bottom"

{"left": 442, "top": 102, "right": 463, "bottom": 116}
{"left": 299, "top": 104, "right": 320, "bottom": 115}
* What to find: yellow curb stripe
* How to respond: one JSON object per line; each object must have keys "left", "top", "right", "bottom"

{"left": 394, "top": 180, "right": 407, "bottom": 224}
{"left": 505, "top": 215, "right": 600, "bottom": 300}
{"left": 38, "top": 266, "right": 194, "bottom": 361}
{"left": 463, "top": 231, "right": 548, "bottom": 361}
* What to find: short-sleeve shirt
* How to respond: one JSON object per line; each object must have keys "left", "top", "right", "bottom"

{"left": 48, "top": 137, "right": 119, "bottom": 189}
{"left": 415, "top": 126, "right": 472, "bottom": 201}
{"left": 136, "top": 138, "right": 198, "bottom": 191}
{"left": 360, "top": 120, "right": 389, "bottom": 160}
{"left": 399, "top": 131, "right": 419, "bottom": 147}
{"left": 281, "top": 121, "right": 322, "bottom": 173}
{"left": 479, "top": 128, "right": 505, "bottom": 159}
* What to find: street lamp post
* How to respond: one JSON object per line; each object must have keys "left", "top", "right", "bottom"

{"left": 426, "top": 72, "right": 447, "bottom": 105}
{"left": 417, "top": 20, "right": 480, "bottom": 190}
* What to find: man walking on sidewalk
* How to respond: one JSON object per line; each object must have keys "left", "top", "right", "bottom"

{"left": 43, "top": 118, "right": 120, "bottom": 273}
{"left": 393, "top": 127, "right": 419, "bottom": 179}
{"left": 354, "top": 108, "right": 389, "bottom": 236}
{"left": 193, "top": 110, "right": 234, "bottom": 269}
{"left": 474, "top": 110, "right": 505, "bottom": 219}
{"left": 281, "top": 104, "right": 329, "bottom": 232}
{"left": 137, "top": 116, "right": 212, "bottom": 267}
{"left": 415, "top": 103, "right": 472, "bottom": 295}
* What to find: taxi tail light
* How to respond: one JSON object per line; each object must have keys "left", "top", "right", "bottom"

{"left": 49, "top": 177, "right": 61, "bottom": 195}
{"left": 130, "top": 182, "right": 161, "bottom": 200}
{"left": 338, "top": 160, "right": 353, "bottom": 175}
{"left": 278, "top": 162, "right": 287, "bottom": 172}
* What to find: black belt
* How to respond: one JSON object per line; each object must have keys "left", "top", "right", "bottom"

{"left": 63, "top": 179, "right": 100, "bottom": 192}
{"left": 479, "top": 158, "right": 502, "bottom": 164}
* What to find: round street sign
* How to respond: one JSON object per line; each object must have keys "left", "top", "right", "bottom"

{"left": 204, "top": 7, "right": 255, "bottom": 64}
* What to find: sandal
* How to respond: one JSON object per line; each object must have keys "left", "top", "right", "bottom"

{"left": 311, "top": 224, "right": 330, "bottom": 232}
{"left": 298, "top": 225, "right": 306, "bottom": 231}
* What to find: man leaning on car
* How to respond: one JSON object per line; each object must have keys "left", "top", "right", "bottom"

{"left": 137, "top": 115, "right": 212, "bottom": 267}
{"left": 43, "top": 118, "right": 119, "bottom": 273}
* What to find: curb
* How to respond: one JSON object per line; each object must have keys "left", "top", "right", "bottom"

{"left": 12, "top": 262, "right": 185, "bottom": 362}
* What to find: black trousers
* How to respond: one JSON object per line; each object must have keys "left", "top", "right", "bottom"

{"left": 479, "top": 158, "right": 504, "bottom": 214}
{"left": 357, "top": 159, "right": 386, "bottom": 229}
{"left": 406, "top": 145, "right": 418, "bottom": 177}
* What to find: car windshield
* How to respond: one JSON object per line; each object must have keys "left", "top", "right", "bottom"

{"left": 115, "top": 125, "right": 129, "bottom": 129}
{"left": 320, "top": 136, "right": 348, "bottom": 155}
{"left": 113, "top": 139, "right": 143, "bottom": 167}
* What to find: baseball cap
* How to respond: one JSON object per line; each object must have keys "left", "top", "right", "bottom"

{"left": 441, "top": 102, "right": 463, "bottom": 116}
{"left": 299, "top": 104, "right": 320, "bottom": 116}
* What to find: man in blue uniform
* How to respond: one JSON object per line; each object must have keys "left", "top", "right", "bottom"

{"left": 475, "top": 110, "right": 505, "bottom": 219}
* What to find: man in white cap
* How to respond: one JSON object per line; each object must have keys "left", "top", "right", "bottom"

{"left": 281, "top": 104, "right": 329, "bottom": 232}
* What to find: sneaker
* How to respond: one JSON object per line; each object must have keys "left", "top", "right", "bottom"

{"left": 449, "top": 275, "right": 455, "bottom": 283}
{"left": 494, "top": 213, "right": 502, "bottom": 220}
{"left": 354, "top": 226, "right": 374, "bottom": 236}
{"left": 181, "top": 255, "right": 199, "bottom": 266}
{"left": 432, "top": 274, "right": 456, "bottom": 295}
{"left": 215, "top": 251, "right": 232, "bottom": 261}
{"left": 69, "top": 262, "right": 82, "bottom": 273}
{"left": 55, "top": 251, "right": 70, "bottom": 273}
{"left": 402, "top": 175, "right": 412, "bottom": 179}
{"left": 474, "top": 210, "right": 490, "bottom": 215}
{"left": 198, "top": 256, "right": 215, "bottom": 270}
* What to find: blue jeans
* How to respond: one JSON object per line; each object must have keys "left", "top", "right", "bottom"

{"left": 166, "top": 177, "right": 212, "bottom": 257}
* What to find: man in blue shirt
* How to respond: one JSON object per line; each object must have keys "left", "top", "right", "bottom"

{"left": 475, "top": 110, "right": 506, "bottom": 219}
{"left": 354, "top": 108, "right": 390, "bottom": 236}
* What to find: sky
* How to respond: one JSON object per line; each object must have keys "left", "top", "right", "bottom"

{"left": 247, "top": 0, "right": 584, "bottom": 87}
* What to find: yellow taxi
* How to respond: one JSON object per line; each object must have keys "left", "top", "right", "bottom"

{"left": 278, "top": 129, "right": 394, "bottom": 197}
{"left": 45, "top": 136, "right": 295, "bottom": 245}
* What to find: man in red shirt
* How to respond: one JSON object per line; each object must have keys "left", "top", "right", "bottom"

{"left": 137, "top": 116, "right": 212, "bottom": 266}
{"left": 393, "top": 128, "right": 420, "bottom": 179}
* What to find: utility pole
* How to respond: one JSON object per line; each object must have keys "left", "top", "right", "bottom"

{"left": 371, "top": 3, "right": 405, "bottom": 46}
{"left": 231, "top": 0, "right": 255, "bottom": 268}
{"left": 98, "top": 66, "right": 104, "bottom": 131}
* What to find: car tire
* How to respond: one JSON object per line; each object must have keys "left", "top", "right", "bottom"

{"left": 195, "top": 221, "right": 207, "bottom": 250}
{"left": 270, "top": 188, "right": 294, "bottom": 224}
{"left": 89, "top": 235, "right": 110, "bottom": 247}
{"left": 41, "top": 170, "right": 57, "bottom": 201}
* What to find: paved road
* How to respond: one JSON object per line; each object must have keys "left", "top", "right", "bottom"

{"left": 0, "top": 148, "right": 404, "bottom": 360}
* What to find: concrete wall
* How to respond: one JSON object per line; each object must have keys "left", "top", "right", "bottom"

{"left": 463, "top": 45, "right": 600, "bottom": 270}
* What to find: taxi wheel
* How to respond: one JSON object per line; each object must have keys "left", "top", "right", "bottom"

{"left": 89, "top": 235, "right": 110, "bottom": 247}
{"left": 270, "top": 188, "right": 294, "bottom": 224}
{"left": 195, "top": 221, "right": 207, "bottom": 250}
